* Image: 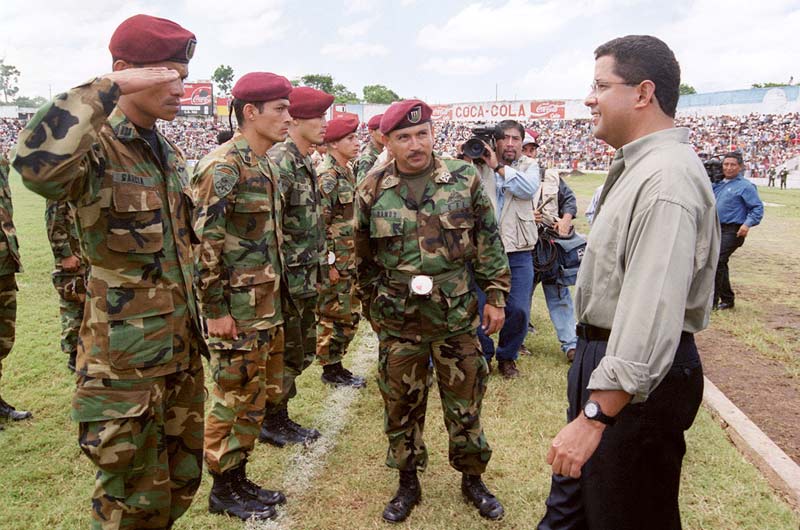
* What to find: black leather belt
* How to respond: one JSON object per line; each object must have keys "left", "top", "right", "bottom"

{"left": 576, "top": 323, "right": 611, "bottom": 341}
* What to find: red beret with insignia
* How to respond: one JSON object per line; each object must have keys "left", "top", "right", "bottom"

{"left": 367, "top": 114, "right": 383, "bottom": 130}
{"left": 289, "top": 87, "right": 334, "bottom": 119}
{"left": 379, "top": 99, "right": 432, "bottom": 134}
{"left": 109, "top": 14, "right": 196, "bottom": 64}
{"left": 324, "top": 116, "right": 360, "bottom": 143}
{"left": 232, "top": 72, "right": 292, "bottom": 102}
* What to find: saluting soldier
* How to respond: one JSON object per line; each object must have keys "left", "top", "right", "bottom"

{"left": 45, "top": 199, "right": 87, "bottom": 372}
{"left": 192, "top": 72, "right": 293, "bottom": 521}
{"left": 13, "top": 15, "right": 206, "bottom": 528}
{"left": 355, "top": 100, "right": 511, "bottom": 523}
{"left": 260, "top": 87, "right": 333, "bottom": 446}
{"left": 316, "top": 115, "right": 366, "bottom": 389}
{"left": 0, "top": 156, "right": 31, "bottom": 428}
{"left": 355, "top": 113, "right": 384, "bottom": 183}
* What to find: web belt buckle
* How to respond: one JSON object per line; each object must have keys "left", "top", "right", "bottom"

{"left": 410, "top": 275, "right": 434, "bottom": 296}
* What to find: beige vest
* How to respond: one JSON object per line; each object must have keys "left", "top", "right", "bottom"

{"left": 478, "top": 156, "right": 538, "bottom": 253}
{"left": 532, "top": 166, "right": 561, "bottom": 227}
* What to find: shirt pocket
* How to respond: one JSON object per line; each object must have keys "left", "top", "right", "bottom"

{"left": 372, "top": 278, "right": 408, "bottom": 331}
{"left": 228, "top": 264, "right": 278, "bottom": 321}
{"left": 370, "top": 216, "right": 404, "bottom": 269}
{"left": 289, "top": 181, "right": 314, "bottom": 206}
{"left": 514, "top": 208, "right": 538, "bottom": 248}
{"left": 438, "top": 274, "right": 477, "bottom": 332}
{"left": 439, "top": 209, "right": 475, "bottom": 260}
{"left": 338, "top": 188, "right": 355, "bottom": 220}
{"left": 106, "top": 286, "right": 175, "bottom": 371}
{"left": 228, "top": 191, "right": 273, "bottom": 240}
{"left": 107, "top": 185, "right": 164, "bottom": 253}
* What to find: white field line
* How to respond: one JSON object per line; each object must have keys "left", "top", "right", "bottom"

{"left": 247, "top": 329, "right": 378, "bottom": 530}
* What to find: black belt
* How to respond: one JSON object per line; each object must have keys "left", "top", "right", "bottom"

{"left": 576, "top": 323, "right": 611, "bottom": 341}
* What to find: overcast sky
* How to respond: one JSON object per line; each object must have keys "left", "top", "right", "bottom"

{"left": 1, "top": 0, "right": 798, "bottom": 104}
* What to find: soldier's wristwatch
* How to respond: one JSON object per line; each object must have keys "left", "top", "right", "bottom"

{"left": 583, "top": 400, "right": 615, "bottom": 426}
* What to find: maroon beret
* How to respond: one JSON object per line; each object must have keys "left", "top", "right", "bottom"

{"left": 232, "top": 72, "right": 292, "bottom": 102}
{"left": 379, "top": 100, "right": 432, "bottom": 134}
{"left": 324, "top": 116, "right": 359, "bottom": 143}
{"left": 109, "top": 14, "right": 196, "bottom": 64}
{"left": 289, "top": 87, "right": 334, "bottom": 119}
{"left": 367, "top": 114, "right": 383, "bottom": 130}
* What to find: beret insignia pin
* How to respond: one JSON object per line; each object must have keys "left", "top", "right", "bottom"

{"left": 407, "top": 106, "right": 422, "bottom": 124}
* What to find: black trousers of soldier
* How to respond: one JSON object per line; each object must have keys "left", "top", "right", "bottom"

{"left": 538, "top": 332, "right": 704, "bottom": 530}
{"left": 714, "top": 224, "right": 745, "bottom": 306}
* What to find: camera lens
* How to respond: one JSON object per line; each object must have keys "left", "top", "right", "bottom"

{"left": 463, "top": 138, "right": 486, "bottom": 159}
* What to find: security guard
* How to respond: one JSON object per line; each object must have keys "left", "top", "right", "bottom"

{"left": 355, "top": 99, "right": 511, "bottom": 523}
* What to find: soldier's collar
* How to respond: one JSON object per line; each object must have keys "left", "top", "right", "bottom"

{"left": 431, "top": 156, "right": 453, "bottom": 184}
{"left": 109, "top": 107, "right": 141, "bottom": 141}
{"left": 231, "top": 133, "right": 258, "bottom": 167}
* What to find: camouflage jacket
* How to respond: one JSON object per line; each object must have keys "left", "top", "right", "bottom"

{"left": 192, "top": 132, "right": 283, "bottom": 335}
{"left": 13, "top": 77, "right": 204, "bottom": 379}
{"left": 45, "top": 199, "right": 85, "bottom": 268}
{"left": 268, "top": 136, "right": 324, "bottom": 298}
{"left": 355, "top": 156, "right": 511, "bottom": 342}
{"left": 355, "top": 142, "right": 381, "bottom": 184}
{"left": 0, "top": 160, "right": 21, "bottom": 276}
{"left": 318, "top": 153, "right": 357, "bottom": 277}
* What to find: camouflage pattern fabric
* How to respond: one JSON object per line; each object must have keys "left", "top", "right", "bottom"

{"left": 205, "top": 327, "right": 284, "bottom": 474}
{"left": 378, "top": 331, "right": 491, "bottom": 474}
{"left": 268, "top": 136, "right": 324, "bottom": 299}
{"left": 0, "top": 160, "right": 20, "bottom": 382}
{"left": 13, "top": 78, "right": 205, "bottom": 526}
{"left": 0, "top": 274, "right": 16, "bottom": 382}
{"left": 46, "top": 199, "right": 86, "bottom": 358}
{"left": 355, "top": 142, "right": 381, "bottom": 184}
{"left": 316, "top": 154, "right": 360, "bottom": 365}
{"left": 73, "top": 363, "right": 204, "bottom": 529}
{"left": 354, "top": 155, "right": 511, "bottom": 342}
{"left": 276, "top": 295, "right": 317, "bottom": 407}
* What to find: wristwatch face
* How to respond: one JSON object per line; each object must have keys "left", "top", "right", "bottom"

{"left": 584, "top": 401, "right": 599, "bottom": 418}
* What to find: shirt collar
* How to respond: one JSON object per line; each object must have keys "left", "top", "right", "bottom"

{"left": 616, "top": 127, "right": 690, "bottom": 166}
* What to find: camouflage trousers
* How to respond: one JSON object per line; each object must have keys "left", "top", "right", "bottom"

{"left": 0, "top": 274, "right": 17, "bottom": 384}
{"left": 271, "top": 295, "right": 317, "bottom": 409}
{"left": 377, "top": 331, "right": 492, "bottom": 475}
{"left": 316, "top": 276, "right": 361, "bottom": 366}
{"left": 73, "top": 362, "right": 205, "bottom": 529}
{"left": 205, "top": 327, "right": 284, "bottom": 474}
{"left": 51, "top": 268, "right": 86, "bottom": 357}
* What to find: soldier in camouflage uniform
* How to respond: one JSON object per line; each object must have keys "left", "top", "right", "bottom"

{"left": 45, "top": 199, "right": 87, "bottom": 372}
{"left": 192, "top": 72, "right": 294, "bottom": 521}
{"left": 355, "top": 113, "right": 384, "bottom": 183}
{"left": 355, "top": 100, "right": 511, "bottom": 523}
{"left": 260, "top": 87, "right": 333, "bottom": 447}
{"left": 316, "top": 116, "right": 366, "bottom": 389}
{"left": 0, "top": 156, "right": 32, "bottom": 428}
{"left": 13, "top": 15, "right": 205, "bottom": 529}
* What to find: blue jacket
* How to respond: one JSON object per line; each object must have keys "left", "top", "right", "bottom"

{"left": 713, "top": 174, "right": 764, "bottom": 227}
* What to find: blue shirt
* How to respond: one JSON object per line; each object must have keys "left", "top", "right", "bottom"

{"left": 494, "top": 160, "right": 539, "bottom": 221}
{"left": 713, "top": 174, "right": 764, "bottom": 227}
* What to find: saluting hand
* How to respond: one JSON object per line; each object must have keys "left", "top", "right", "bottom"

{"left": 103, "top": 67, "right": 180, "bottom": 95}
{"left": 207, "top": 314, "right": 239, "bottom": 340}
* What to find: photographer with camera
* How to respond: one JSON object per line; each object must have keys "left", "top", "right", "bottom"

{"left": 468, "top": 120, "right": 540, "bottom": 378}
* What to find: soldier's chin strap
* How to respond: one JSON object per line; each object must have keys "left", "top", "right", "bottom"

{"left": 228, "top": 102, "right": 234, "bottom": 133}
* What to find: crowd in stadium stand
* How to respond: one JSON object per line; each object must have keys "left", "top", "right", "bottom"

{"left": 2, "top": 112, "right": 799, "bottom": 173}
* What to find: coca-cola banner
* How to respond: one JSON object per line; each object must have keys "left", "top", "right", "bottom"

{"left": 433, "top": 100, "right": 566, "bottom": 122}
{"left": 179, "top": 82, "right": 214, "bottom": 116}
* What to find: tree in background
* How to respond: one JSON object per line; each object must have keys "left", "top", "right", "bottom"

{"left": 679, "top": 83, "right": 697, "bottom": 95}
{"left": 751, "top": 82, "right": 789, "bottom": 88}
{"left": 14, "top": 95, "right": 46, "bottom": 108}
{"left": 363, "top": 84, "right": 400, "bottom": 104}
{"left": 0, "top": 60, "right": 20, "bottom": 104}
{"left": 294, "top": 74, "right": 360, "bottom": 103}
{"left": 212, "top": 64, "right": 234, "bottom": 96}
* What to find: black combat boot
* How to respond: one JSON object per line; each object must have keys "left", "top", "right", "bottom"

{"left": 208, "top": 466, "right": 277, "bottom": 520}
{"left": 0, "top": 397, "right": 32, "bottom": 421}
{"left": 234, "top": 461, "right": 286, "bottom": 506}
{"left": 258, "top": 406, "right": 310, "bottom": 447}
{"left": 282, "top": 407, "right": 321, "bottom": 442}
{"left": 321, "top": 362, "right": 367, "bottom": 389}
{"left": 382, "top": 470, "right": 421, "bottom": 523}
{"left": 461, "top": 473, "right": 504, "bottom": 520}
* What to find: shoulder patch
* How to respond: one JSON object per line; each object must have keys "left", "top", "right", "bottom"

{"left": 213, "top": 163, "right": 238, "bottom": 197}
{"left": 321, "top": 177, "right": 336, "bottom": 195}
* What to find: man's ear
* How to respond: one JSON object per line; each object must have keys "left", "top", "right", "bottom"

{"left": 112, "top": 59, "right": 133, "bottom": 72}
{"left": 635, "top": 80, "right": 657, "bottom": 109}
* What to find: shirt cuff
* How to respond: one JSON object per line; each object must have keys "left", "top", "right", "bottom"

{"left": 586, "top": 355, "right": 652, "bottom": 403}
{"left": 484, "top": 288, "right": 506, "bottom": 308}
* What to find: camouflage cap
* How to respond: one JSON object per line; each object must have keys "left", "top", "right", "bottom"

{"left": 109, "top": 14, "right": 196, "bottom": 64}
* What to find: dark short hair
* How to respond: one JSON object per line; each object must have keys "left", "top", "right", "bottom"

{"left": 723, "top": 151, "right": 743, "bottom": 165}
{"left": 497, "top": 120, "right": 524, "bottom": 139}
{"left": 232, "top": 99, "right": 266, "bottom": 127}
{"left": 594, "top": 35, "right": 681, "bottom": 117}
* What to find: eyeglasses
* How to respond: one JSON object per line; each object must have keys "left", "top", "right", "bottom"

{"left": 589, "top": 80, "right": 638, "bottom": 94}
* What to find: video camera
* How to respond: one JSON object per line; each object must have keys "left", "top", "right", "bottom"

{"left": 702, "top": 156, "right": 724, "bottom": 184}
{"left": 462, "top": 124, "right": 504, "bottom": 160}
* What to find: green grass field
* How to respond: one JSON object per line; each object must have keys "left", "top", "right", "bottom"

{"left": 0, "top": 171, "right": 798, "bottom": 529}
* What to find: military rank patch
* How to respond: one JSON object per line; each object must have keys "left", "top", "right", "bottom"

{"left": 321, "top": 177, "right": 336, "bottom": 194}
{"left": 213, "top": 164, "right": 238, "bottom": 197}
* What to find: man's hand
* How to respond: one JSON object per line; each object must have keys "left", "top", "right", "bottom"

{"left": 547, "top": 415, "right": 605, "bottom": 478}
{"left": 534, "top": 210, "right": 543, "bottom": 224}
{"left": 482, "top": 304, "right": 505, "bottom": 335}
{"left": 60, "top": 255, "right": 81, "bottom": 272}
{"left": 556, "top": 215, "right": 573, "bottom": 237}
{"left": 480, "top": 141, "right": 500, "bottom": 171}
{"left": 207, "top": 315, "right": 238, "bottom": 340}
{"left": 737, "top": 224, "right": 750, "bottom": 238}
{"left": 329, "top": 266, "right": 340, "bottom": 284}
{"left": 103, "top": 67, "right": 180, "bottom": 95}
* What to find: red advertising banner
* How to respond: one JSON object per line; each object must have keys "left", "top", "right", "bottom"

{"left": 178, "top": 82, "right": 214, "bottom": 116}
{"left": 433, "top": 100, "right": 566, "bottom": 122}
{"left": 332, "top": 104, "right": 359, "bottom": 122}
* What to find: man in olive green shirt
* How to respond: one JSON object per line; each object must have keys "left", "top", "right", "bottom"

{"left": 538, "top": 36, "right": 720, "bottom": 530}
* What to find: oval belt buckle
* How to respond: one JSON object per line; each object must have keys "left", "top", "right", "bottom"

{"left": 327, "top": 251, "right": 336, "bottom": 265}
{"left": 410, "top": 275, "right": 434, "bottom": 296}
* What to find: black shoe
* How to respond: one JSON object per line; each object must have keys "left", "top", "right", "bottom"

{"left": 718, "top": 302, "right": 735, "bottom": 310}
{"left": 208, "top": 467, "right": 277, "bottom": 521}
{"left": 258, "top": 408, "right": 308, "bottom": 447}
{"left": 498, "top": 360, "right": 520, "bottom": 379}
{"left": 321, "top": 363, "right": 367, "bottom": 389}
{"left": 283, "top": 410, "right": 321, "bottom": 442}
{"left": 382, "top": 470, "right": 421, "bottom": 523}
{"left": 67, "top": 351, "right": 77, "bottom": 373}
{"left": 233, "top": 463, "right": 286, "bottom": 506}
{"left": 462, "top": 474, "right": 504, "bottom": 520}
{"left": 0, "top": 397, "right": 32, "bottom": 421}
